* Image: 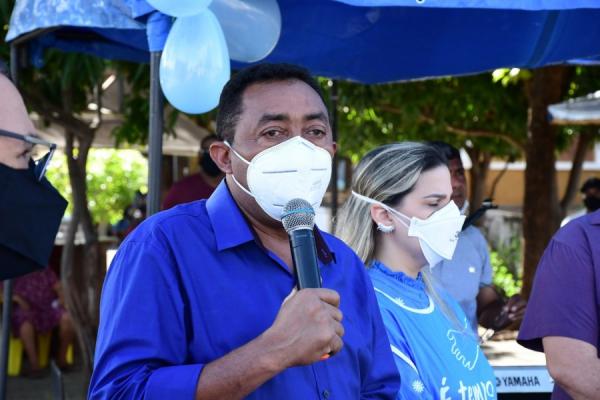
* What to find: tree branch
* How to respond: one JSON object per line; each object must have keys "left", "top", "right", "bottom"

{"left": 21, "top": 88, "right": 95, "bottom": 141}
{"left": 420, "top": 115, "right": 526, "bottom": 152}
{"left": 377, "top": 103, "right": 526, "bottom": 152}
{"left": 489, "top": 157, "right": 513, "bottom": 200}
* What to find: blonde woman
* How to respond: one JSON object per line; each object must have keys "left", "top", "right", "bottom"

{"left": 336, "top": 142, "right": 497, "bottom": 400}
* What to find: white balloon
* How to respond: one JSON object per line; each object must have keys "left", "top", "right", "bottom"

{"left": 209, "top": 0, "right": 281, "bottom": 63}
{"left": 160, "top": 10, "right": 230, "bottom": 114}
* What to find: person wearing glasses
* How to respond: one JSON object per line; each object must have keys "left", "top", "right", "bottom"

{"left": 0, "top": 65, "right": 67, "bottom": 279}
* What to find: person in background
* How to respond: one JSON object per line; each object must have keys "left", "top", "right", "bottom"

{"left": 336, "top": 142, "right": 496, "bottom": 399}
{"left": 581, "top": 177, "right": 600, "bottom": 213}
{"left": 6, "top": 268, "right": 75, "bottom": 377}
{"left": 162, "top": 134, "right": 224, "bottom": 210}
{"left": 428, "top": 141, "right": 526, "bottom": 334}
{"left": 518, "top": 209, "right": 600, "bottom": 399}
{"left": 560, "top": 176, "right": 600, "bottom": 227}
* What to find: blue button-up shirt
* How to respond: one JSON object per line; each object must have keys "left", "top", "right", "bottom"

{"left": 89, "top": 182, "right": 399, "bottom": 399}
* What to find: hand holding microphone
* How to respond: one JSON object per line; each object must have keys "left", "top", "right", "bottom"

{"left": 263, "top": 199, "right": 343, "bottom": 366}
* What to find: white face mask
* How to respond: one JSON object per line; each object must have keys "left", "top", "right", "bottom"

{"left": 352, "top": 191, "right": 466, "bottom": 268}
{"left": 226, "top": 137, "right": 332, "bottom": 221}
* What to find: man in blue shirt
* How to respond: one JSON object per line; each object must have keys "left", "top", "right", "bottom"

{"left": 89, "top": 63, "right": 400, "bottom": 399}
{"left": 428, "top": 142, "right": 526, "bottom": 333}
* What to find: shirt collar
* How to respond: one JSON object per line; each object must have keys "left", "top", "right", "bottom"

{"left": 205, "top": 181, "right": 335, "bottom": 264}
{"left": 206, "top": 181, "right": 255, "bottom": 251}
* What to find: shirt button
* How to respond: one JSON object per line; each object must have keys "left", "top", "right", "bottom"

{"left": 322, "top": 389, "right": 330, "bottom": 399}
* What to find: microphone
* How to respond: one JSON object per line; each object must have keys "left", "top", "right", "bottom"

{"left": 282, "top": 199, "right": 333, "bottom": 360}
{"left": 282, "top": 199, "right": 321, "bottom": 289}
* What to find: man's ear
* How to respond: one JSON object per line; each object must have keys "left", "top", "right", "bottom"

{"left": 209, "top": 141, "right": 232, "bottom": 174}
{"left": 370, "top": 204, "right": 394, "bottom": 227}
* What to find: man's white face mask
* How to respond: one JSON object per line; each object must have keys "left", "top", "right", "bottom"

{"left": 226, "top": 136, "right": 332, "bottom": 221}
{"left": 352, "top": 191, "right": 465, "bottom": 268}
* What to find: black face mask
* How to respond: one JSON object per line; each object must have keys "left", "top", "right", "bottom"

{"left": 0, "top": 161, "right": 67, "bottom": 280}
{"left": 584, "top": 196, "right": 600, "bottom": 213}
{"left": 200, "top": 150, "right": 222, "bottom": 177}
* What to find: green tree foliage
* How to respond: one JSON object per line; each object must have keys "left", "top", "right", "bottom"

{"left": 490, "top": 238, "right": 523, "bottom": 297}
{"left": 46, "top": 149, "right": 148, "bottom": 225}
{"left": 324, "top": 74, "right": 528, "bottom": 162}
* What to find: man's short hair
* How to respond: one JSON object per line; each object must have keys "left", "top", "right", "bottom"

{"left": 427, "top": 141, "right": 461, "bottom": 163}
{"left": 216, "top": 63, "right": 326, "bottom": 144}
{"left": 580, "top": 177, "right": 600, "bottom": 193}
{"left": 0, "top": 59, "right": 11, "bottom": 81}
{"left": 200, "top": 134, "right": 219, "bottom": 150}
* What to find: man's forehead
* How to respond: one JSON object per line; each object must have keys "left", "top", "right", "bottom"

{"left": 448, "top": 157, "right": 464, "bottom": 170}
{"left": 586, "top": 187, "right": 600, "bottom": 196}
{"left": 241, "top": 80, "right": 328, "bottom": 116}
{"left": 0, "top": 75, "right": 35, "bottom": 134}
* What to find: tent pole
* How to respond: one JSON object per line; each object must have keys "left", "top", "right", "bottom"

{"left": 0, "top": 280, "right": 11, "bottom": 400}
{"left": 330, "top": 81, "right": 339, "bottom": 231}
{"left": 0, "top": 44, "right": 20, "bottom": 400}
{"left": 147, "top": 51, "right": 164, "bottom": 216}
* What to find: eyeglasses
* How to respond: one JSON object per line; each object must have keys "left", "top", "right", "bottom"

{"left": 0, "top": 129, "right": 57, "bottom": 181}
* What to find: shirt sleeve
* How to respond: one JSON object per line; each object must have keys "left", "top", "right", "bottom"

{"left": 88, "top": 232, "right": 203, "bottom": 400}
{"left": 517, "top": 236, "right": 597, "bottom": 352}
{"left": 359, "top": 266, "right": 402, "bottom": 400}
{"left": 379, "top": 308, "right": 434, "bottom": 400}
{"left": 474, "top": 229, "right": 493, "bottom": 287}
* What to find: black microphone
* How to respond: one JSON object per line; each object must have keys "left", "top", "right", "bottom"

{"left": 282, "top": 198, "right": 322, "bottom": 289}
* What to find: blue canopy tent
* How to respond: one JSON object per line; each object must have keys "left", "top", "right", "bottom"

{"left": 4, "top": 1, "right": 600, "bottom": 394}
{"left": 8, "top": 0, "right": 600, "bottom": 211}
{"left": 8, "top": 1, "right": 600, "bottom": 82}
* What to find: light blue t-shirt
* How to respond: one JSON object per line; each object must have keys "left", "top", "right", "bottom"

{"left": 369, "top": 260, "right": 497, "bottom": 400}
{"left": 431, "top": 225, "right": 493, "bottom": 331}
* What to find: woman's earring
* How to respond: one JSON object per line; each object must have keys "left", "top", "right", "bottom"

{"left": 377, "top": 223, "right": 395, "bottom": 233}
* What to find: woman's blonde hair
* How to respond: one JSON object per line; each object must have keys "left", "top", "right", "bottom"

{"left": 335, "top": 142, "right": 465, "bottom": 331}
{"left": 336, "top": 142, "right": 446, "bottom": 265}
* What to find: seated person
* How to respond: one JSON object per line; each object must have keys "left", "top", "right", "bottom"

{"left": 7, "top": 267, "right": 74, "bottom": 377}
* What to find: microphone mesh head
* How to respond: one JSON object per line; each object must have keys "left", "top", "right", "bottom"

{"left": 282, "top": 198, "right": 315, "bottom": 233}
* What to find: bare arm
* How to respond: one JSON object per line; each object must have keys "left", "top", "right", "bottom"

{"left": 477, "top": 286, "right": 526, "bottom": 330}
{"left": 543, "top": 336, "right": 600, "bottom": 399}
{"left": 195, "top": 288, "right": 344, "bottom": 400}
{"left": 477, "top": 286, "right": 503, "bottom": 329}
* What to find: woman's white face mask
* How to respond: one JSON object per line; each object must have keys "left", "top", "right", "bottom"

{"left": 226, "top": 137, "right": 332, "bottom": 221}
{"left": 352, "top": 191, "right": 465, "bottom": 268}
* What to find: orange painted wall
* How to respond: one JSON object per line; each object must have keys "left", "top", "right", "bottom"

{"left": 470, "top": 169, "right": 600, "bottom": 209}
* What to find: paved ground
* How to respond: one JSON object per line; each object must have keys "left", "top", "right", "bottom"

{"left": 6, "top": 365, "right": 87, "bottom": 400}
{"left": 3, "top": 331, "right": 548, "bottom": 400}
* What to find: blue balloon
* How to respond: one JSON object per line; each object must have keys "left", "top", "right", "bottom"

{"left": 209, "top": 0, "right": 281, "bottom": 63}
{"left": 160, "top": 10, "right": 230, "bottom": 114}
{"left": 147, "top": 0, "right": 213, "bottom": 17}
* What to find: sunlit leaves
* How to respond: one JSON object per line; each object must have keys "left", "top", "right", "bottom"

{"left": 46, "top": 149, "right": 148, "bottom": 225}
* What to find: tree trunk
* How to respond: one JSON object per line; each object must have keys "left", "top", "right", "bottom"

{"left": 489, "top": 157, "right": 512, "bottom": 201}
{"left": 61, "top": 128, "right": 100, "bottom": 390}
{"left": 465, "top": 146, "right": 492, "bottom": 215}
{"left": 559, "top": 128, "right": 596, "bottom": 218}
{"left": 59, "top": 87, "right": 101, "bottom": 391}
{"left": 521, "top": 66, "right": 571, "bottom": 299}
